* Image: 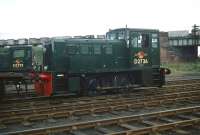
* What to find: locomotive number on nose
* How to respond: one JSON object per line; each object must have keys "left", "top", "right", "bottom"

{"left": 134, "top": 58, "right": 148, "bottom": 64}
{"left": 13, "top": 64, "right": 24, "bottom": 68}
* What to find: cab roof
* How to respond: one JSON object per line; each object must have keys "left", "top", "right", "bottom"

{"left": 107, "top": 28, "right": 159, "bottom": 33}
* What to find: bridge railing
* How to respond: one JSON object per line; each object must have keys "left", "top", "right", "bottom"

{"left": 169, "top": 37, "right": 200, "bottom": 46}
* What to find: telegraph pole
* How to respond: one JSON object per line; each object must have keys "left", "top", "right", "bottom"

{"left": 192, "top": 24, "right": 199, "bottom": 46}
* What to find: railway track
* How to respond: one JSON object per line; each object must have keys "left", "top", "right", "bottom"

{"left": 0, "top": 88, "right": 199, "bottom": 125}
{"left": 166, "top": 78, "right": 200, "bottom": 85}
{"left": 0, "top": 81, "right": 200, "bottom": 111}
{"left": 0, "top": 81, "right": 200, "bottom": 134}
{"left": 0, "top": 79, "right": 200, "bottom": 134}
{"left": 3, "top": 106, "right": 200, "bottom": 135}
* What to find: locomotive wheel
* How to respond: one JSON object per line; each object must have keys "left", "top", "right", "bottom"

{"left": 80, "top": 77, "right": 91, "bottom": 96}
{"left": 87, "top": 78, "right": 98, "bottom": 96}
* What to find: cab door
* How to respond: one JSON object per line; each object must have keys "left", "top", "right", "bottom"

{"left": 32, "top": 46, "right": 44, "bottom": 71}
{"left": 130, "top": 32, "right": 151, "bottom": 68}
{"left": 151, "top": 33, "right": 160, "bottom": 67}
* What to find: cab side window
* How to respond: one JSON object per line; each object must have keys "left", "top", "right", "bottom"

{"left": 131, "top": 37, "right": 138, "bottom": 48}
{"left": 141, "top": 34, "right": 149, "bottom": 48}
{"left": 152, "top": 34, "right": 158, "bottom": 48}
{"left": 131, "top": 34, "right": 149, "bottom": 48}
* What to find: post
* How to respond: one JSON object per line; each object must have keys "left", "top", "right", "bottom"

{"left": 192, "top": 24, "right": 199, "bottom": 46}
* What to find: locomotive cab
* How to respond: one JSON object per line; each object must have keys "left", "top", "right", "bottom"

{"left": 107, "top": 28, "right": 165, "bottom": 86}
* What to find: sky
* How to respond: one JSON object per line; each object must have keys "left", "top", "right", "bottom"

{"left": 0, "top": 0, "right": 199, "bottom": 39}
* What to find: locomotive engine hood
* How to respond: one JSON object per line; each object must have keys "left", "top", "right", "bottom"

{"left": 0, "top": 47, "right": 10, "bottom": 71}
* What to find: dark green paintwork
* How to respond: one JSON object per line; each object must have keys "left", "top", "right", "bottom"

{"left": 68, "top": 77, "right": 80, "bottom": 93}
{"left": 0, "top": 28, "right": 162, "bottom": 94}
{"left": 0, "top": 46, "right": 32, "bottom": 72}
{"left": 106, "top": 28, "right": 160, "bottom": 86}
{"left": 0, "top": 46, "right": 43, "bottom": 72}
{"left": 0, "top": 48, "right": 10, "bottom": 71}
{"left": 52, "top": 39, "right": 129, "bottom": 73}
{"left": 106, "top": 28, "right": 160, "bottom": 69}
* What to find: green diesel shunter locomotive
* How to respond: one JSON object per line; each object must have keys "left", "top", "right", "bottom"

{"left": 33, "top": 28, "right": 168, "bottom": 96}
{"left": 0, "top": 28, "right": 169, "bottom": 96}
{"left": 0, "top": 44, "right": 44, "bottom": 95}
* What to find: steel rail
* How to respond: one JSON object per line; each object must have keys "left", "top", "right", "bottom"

{"left": 0, "top": 89, "right": 200, "bottom": 125}
{"left": 1, "top": 87, "right": 200, "bottom": 117}
{"left": 4, "top": 106, "right": 200, "bottom": 135}
{"left": 1, "top": 82, "right": 200, "bottom": 111}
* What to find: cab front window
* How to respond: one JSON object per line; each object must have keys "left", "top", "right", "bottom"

{"left": 107, "top": 33, "right": 116, "bottom": 40}
{"left": 13, "top": 49, "right": 25, "bottom": 58}
{"left": 118, "top": 32, "right": 125, "bottom": 39}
